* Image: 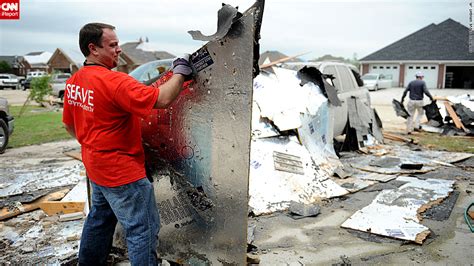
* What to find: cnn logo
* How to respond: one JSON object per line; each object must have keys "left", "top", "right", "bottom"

{"left": 0, "top": 0, "right": 20, "bottom": 20}
{"left": 1, "top": 2, "right": 17, "bottom": 11}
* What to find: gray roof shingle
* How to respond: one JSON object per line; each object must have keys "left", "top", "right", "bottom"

{"left": 361, "top": 18, "right": 474, "bottom": 61}
{"left": 121, "top": 42, "right": 175, "bottom": 65}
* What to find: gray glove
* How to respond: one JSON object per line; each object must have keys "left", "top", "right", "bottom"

{"left": 172, "top": 54, "right": 195, "bottom": 81}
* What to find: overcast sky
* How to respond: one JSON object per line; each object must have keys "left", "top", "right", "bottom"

{"left": 0, "top": 0, "right": 469, "bottom": 61}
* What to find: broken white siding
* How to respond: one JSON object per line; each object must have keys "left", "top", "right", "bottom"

{"left": 341, "top": 176, "right": 455, "bottom": 243}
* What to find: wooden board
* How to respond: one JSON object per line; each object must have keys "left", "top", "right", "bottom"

{"left": 383, "top": 132, "right": 418, "bottom": 144}
{"left": 0, "top": 188, "right": 69, "bottom": 221}
{"left": 444, "top": 101, "right": 467, "bottom": 131}
{"left": 38, "top": 201, "right": 85, "bottom": 216}
{"left": 63, "top": 151, "right": 82, "bottom": 161}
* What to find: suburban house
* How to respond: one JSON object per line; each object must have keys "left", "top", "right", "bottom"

{"left": 117, "top": 39, "right": 175, "bottom": 73}
{"left": 0, "top": 55, "right": 28, "bottom": 76}
{"left": 360, "top": 18, "right": 474, "bottom": 89}
{"left": 47, "top": 48, "right": 84, "bottom": 74}
{"left": 23, "top": 51, "right": 53, "bottom": 74}
{"left": 259, "top": 50, "right": 302, "bottom": 66}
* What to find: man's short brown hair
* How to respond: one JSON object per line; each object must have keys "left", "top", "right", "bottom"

{"left": 79, "top": 22, "right": 116, "bottom": 57}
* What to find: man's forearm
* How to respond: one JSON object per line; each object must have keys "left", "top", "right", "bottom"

{"left": 154, "top": 74, "right": 185, "bottom": 109}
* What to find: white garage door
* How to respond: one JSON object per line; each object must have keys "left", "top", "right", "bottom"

{"left": 369, "top": 64, "right": 399, "bottom": 87}
{"left": 404, "top": 65, "right": 438, "bottom": 89}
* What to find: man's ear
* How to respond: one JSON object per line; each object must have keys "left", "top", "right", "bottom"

{"left": 88, "top": 43, "right": 99, "bottom": 56}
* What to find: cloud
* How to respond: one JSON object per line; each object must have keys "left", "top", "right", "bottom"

{"left": 0, "top": 0, "right": 468, "bottom": 59}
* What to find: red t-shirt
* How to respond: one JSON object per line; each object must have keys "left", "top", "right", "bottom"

{"left": 62, "top": 65, "right": 159, "bottom": 187}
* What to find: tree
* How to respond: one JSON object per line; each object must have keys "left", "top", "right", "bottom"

{"left": 30, "top": 76, "right": 52, "bottom": 104}
{"left": 0, "top": 61, "right": 12, "bottom": 73}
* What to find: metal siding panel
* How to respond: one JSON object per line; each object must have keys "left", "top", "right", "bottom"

{"left": 140, "top": 8, "right": 257, "bottom": 265}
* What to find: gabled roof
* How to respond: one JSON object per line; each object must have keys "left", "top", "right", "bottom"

{"left": 120, "top": 41, "right": 175, "bottom": 65}
{"left": 259, "top": 50, "right": 302, "bottom": 65}
{"left": 361, "top": 18, "right": 474, "bottom": 61}
{"left": 24, "top": 51, "right": 53, "bottom": 65}
{"left": 48, "top": 48, "right": 84, "bottom": 67}
{"left": 0, "top": 55, "right": 25, "bottom": 67}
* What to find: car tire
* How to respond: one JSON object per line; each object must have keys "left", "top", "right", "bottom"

{"left": 0, "top": 119, "right": 8, "bottom": 154}
{"left": 374, "top": 85, "right": 378, "bottom": 91}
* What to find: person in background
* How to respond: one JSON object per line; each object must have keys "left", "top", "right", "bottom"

{"left": 62, "top": 22, "right": 194, "bottom": 265}
{"left": 401, "top": 71, "right": 434, "bottom": 134}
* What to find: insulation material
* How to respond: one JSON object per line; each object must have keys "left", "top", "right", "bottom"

{"left": 341, "top": 176, "right": 455, "bottom": 244}
{"left": 251, "top": 102, "right": 280, "bottom": 139}
{"left": 249, "top": 136, "right": 348, "bottom": 215}
{"left": 297, "top": 104, "right": 338, "bottom": 166}
{"left": 253, "top": 67, "right": 329, "bottom": 131}
{"left": 0, "top": 164, "right": 83, "bottom": 198}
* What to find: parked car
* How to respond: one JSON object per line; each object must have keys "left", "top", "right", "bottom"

{"left": 0, "top": 74, "right": 20, "bottom": 90}
{"left": 128, "top": 59, "right": 174, "bottom": 84}
{"left": 282, "top": 61, "right": 371, "bottom": 137}
{"left": 0, "top": 97, "right": 14, "bottom": 153}
{"left": 23, "top": 71, "right": 47, "bottom": 90}
{"left": 49, "top": 73, "right": 71, "bottom": 100}
{"left": 361, "top": 73, "right": 392, "bottom": 91}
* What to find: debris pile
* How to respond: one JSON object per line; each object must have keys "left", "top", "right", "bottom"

{"left": 249, "top": 65, "right": 383, "bottom": 215}
{"left": 394, "top": 94, "right": 474, "bottom": 135}
{"left": 0, "top": 162, "right": 88, "bottom": 264}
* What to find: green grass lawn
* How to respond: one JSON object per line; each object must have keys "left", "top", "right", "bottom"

{"left": 415, "top": 132, "right": 474, "bottom": 153}
{"left": 8, "top": 105, "right": 72, "bottom": 148}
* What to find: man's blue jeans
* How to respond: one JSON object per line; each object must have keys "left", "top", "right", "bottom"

{"left": 79, "top": 177, "right": 160, "bottom": 265}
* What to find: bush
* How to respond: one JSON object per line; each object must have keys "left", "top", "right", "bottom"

{"left": 0, "top": 60, "right": 11, "bottom": 73}
{"left": 30, "top": 76, "right": 52, "bottom": 104}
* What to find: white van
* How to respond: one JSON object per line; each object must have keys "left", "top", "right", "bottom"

{"left": 26, "top": 71, "right": 47, "bottom": 78}
{"left": 282, "top": 61, "right": 371, "bottom": 137}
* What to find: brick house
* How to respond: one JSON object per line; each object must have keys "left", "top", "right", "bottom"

{"left": 47, "top": 48, "right": 84, "bottom": 74}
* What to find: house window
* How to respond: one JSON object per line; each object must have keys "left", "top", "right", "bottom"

{"left": 372, "top": 66, "right": 377, "bottom": 69}
{"left": 379, "top": 66, "right": 384, "bottom": 69}
{"left": 423, "top": 66, "right": 428, "bottom": 69}
{"left": 416, "top": 66, "right": 421, "bottom": 69}
{"left": 386, "top": 66, "right": 391, "bottom": 69}
{"left": 431, "top": 66, "right": 436, "bottom": 69}
{"left": 408, "top": 66, "right": 413, "bottom": 69}
{"left": 394, "top": 66, "right": 398, "bottom": 69}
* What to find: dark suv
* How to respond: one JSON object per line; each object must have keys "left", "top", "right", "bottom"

{"left": 0, "top": 97, "right": 14, "bottom": 153}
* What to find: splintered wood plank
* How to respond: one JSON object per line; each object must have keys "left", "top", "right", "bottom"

{"left": 0, "top": 188, "right": 69, "bottom": 221}
{"left": 382, "top": 132, "right": 418, "bottom": 144}
{"left": 39, "top": 201, "right": 85, "bottom": 216}
{"left": 63, "top": 151, "right": 82, "bottom": 161}
{"left": 444, "top": 101, "right": 467, "bottom": 131}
